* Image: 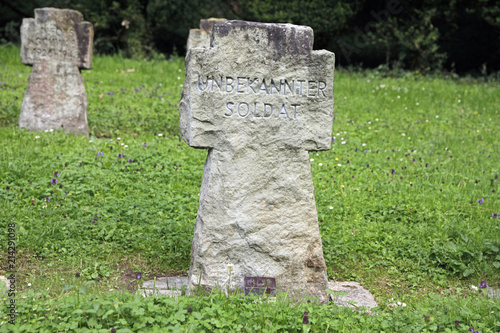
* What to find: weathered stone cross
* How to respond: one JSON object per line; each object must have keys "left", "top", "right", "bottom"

{"left": 187, "top": 18, "right": 227, "bottom": 49}
{"left": 19, "top": 8, "right": 93, "bottom": 136}
{"left": 179, "top": 21, "right": 335, "bottom": 303}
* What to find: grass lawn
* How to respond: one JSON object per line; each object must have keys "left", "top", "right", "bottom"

{"left": 1, "top": 44, "right": 499, "bottom": 331}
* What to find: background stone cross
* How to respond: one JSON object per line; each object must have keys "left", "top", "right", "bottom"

{"left": 19, "top": 8, "right": 93, "bottom": 136}
{"left": 180, "top": 21, "right": 335, "bottom": 303}
{"left": 187, "top": 18, "right": 227, "bottom": 49}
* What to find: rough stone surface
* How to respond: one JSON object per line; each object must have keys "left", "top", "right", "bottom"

{"left": 19, "top": 8, "right": 93, "bottom": 136}
{"left": 327, "top": 281, "right": 378, "bottom": 309}
{"left": 186, "top": 18, "right": 226, "bottom": 49}
{"left": 179, "top": 20, "right": 335, "bottom": 304}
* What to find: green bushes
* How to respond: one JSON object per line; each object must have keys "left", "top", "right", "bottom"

{"left": 1, "top": 1, "right": 499, "bottom": 73}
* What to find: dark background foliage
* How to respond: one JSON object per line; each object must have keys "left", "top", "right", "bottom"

{"left": 1, "top": 0, "right": 499, "bottom": 74}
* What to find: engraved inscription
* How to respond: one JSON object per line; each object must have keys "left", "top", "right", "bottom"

{"left": 197, "top": 75, "right": 328, "bottom": 97}
{"left": 224, "top": 102, "right": 300, "bottom": 120}
{"left": 25, "top": 21, "right": 80, "bottom": 64}
{"left": 197, "top": 75, "right": 327, "bottom": 121}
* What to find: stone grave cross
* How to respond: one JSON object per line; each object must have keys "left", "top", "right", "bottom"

{"left": 180, "top": 21, "right": 335, "bottom": 303}
{"left": 187, "top": 18, "right": 227, "bottom": 49}
{"left": 19, "top": 8, "right": 93, "bottom": 136}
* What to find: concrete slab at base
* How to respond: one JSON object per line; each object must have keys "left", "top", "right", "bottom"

{"left": 327, "top": 281, "right": 378, "bottom": 309}
{"left": 139, "top": 277, "right": 188, "bottom": 299}
{"left": 0, "top": 276, "right": 10, "bottom": 295}
{"left": 140, "top": 277, "right": 379, "bottom": 309}
{"left": 140, "top": 289, "right": 182, "bottom": 299}
{"left": 486, "top": 288, "right": 500, "bottom": 299}
{"left": 141, "top": 276, "right": 188, "bottom": 290}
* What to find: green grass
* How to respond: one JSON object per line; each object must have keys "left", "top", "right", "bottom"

{"left": 1, "top": 44, "right": 499, "bottom": 331}
{"left": 1, "top": 288, "right": 499, "bottom": 332}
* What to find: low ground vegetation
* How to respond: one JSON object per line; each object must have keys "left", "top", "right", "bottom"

{"left": 0, "top": 45, "right": 499, "bottom": 331}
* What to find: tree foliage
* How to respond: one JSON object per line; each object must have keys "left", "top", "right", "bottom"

{"left": 1, "top": 0, "right": 499, "bottom": 73}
